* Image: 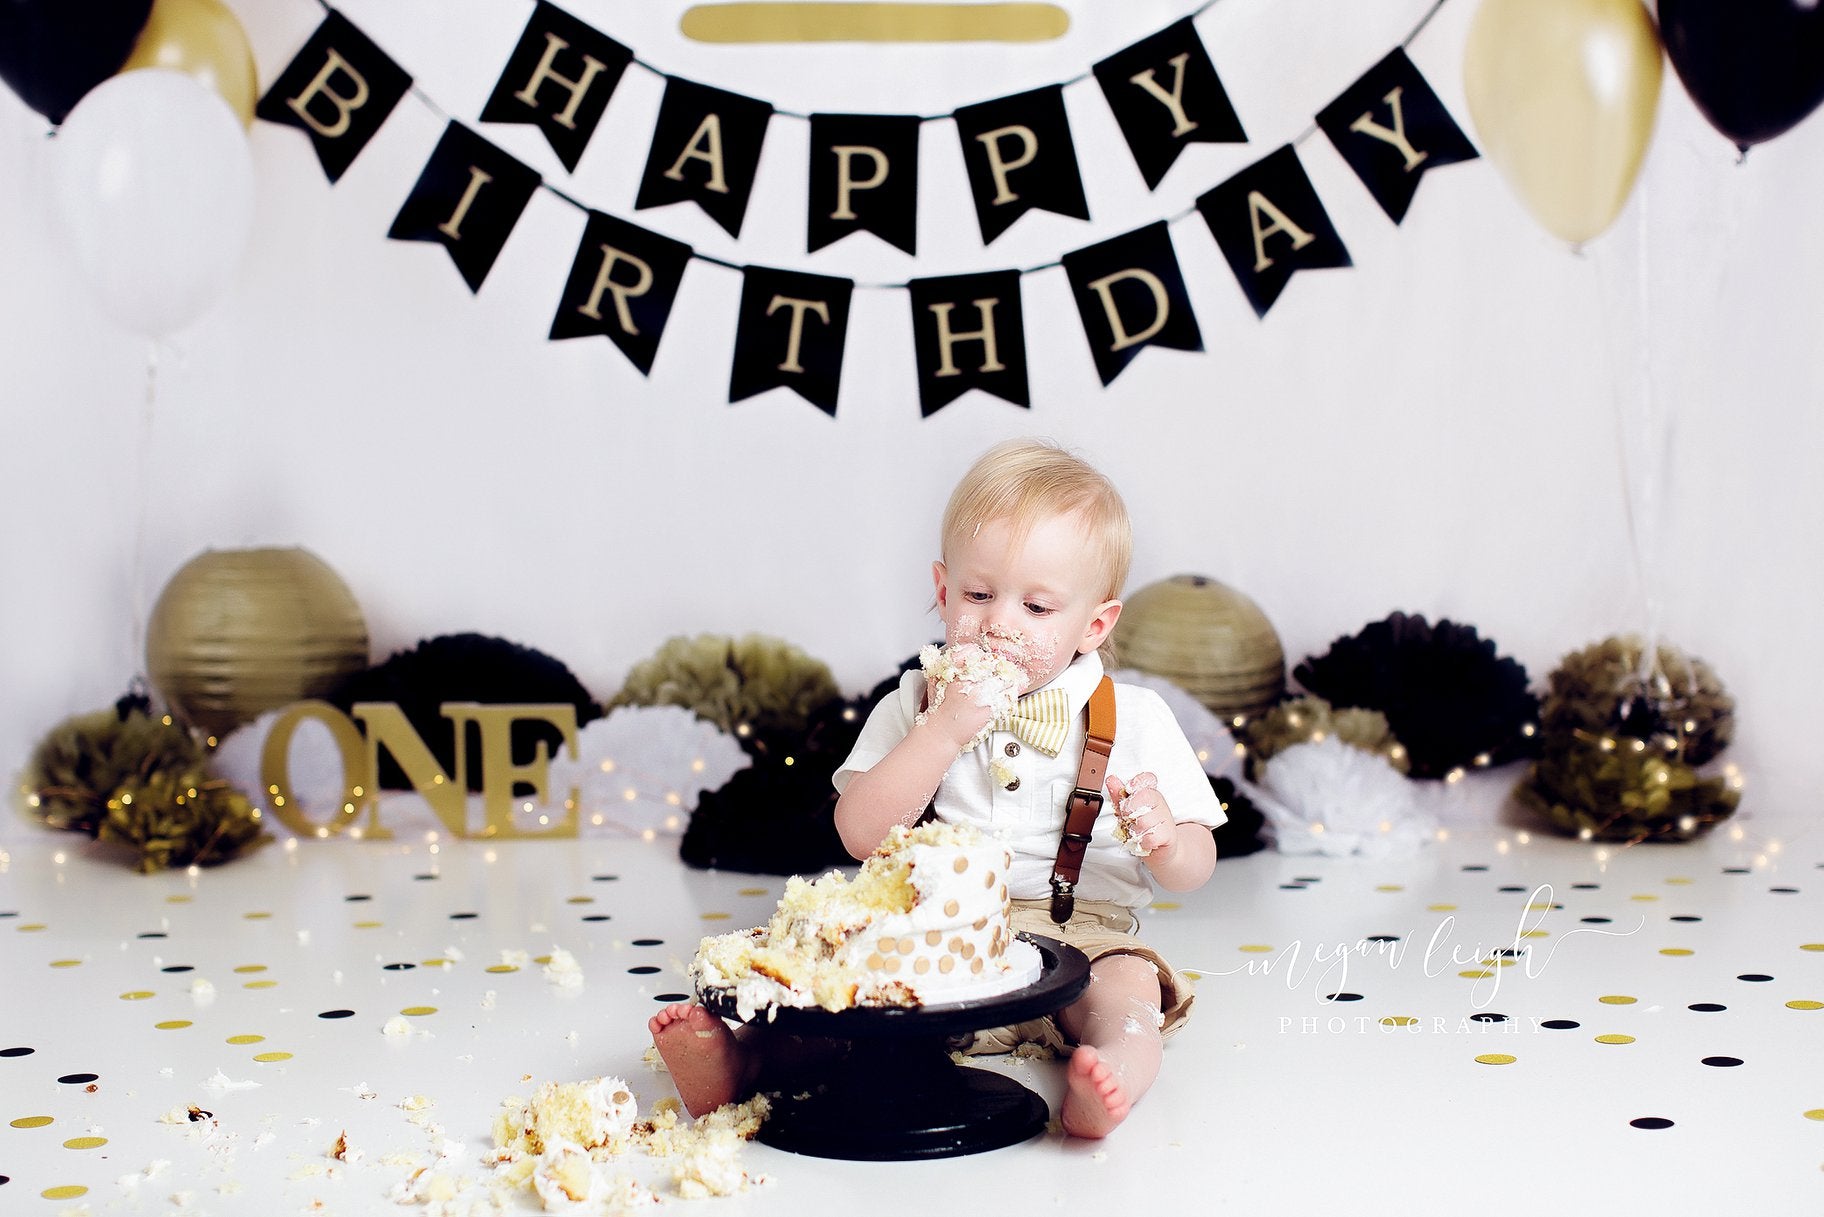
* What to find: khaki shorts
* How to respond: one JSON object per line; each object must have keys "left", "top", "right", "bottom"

{"left": 955, "top": 898, "right": 1196, "bottom": 1056}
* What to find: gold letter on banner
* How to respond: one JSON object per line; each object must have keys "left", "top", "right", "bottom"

{"left": 437, "top": 166, "right": 494, "bottom": 240}
{"left": 1348, "top": 87, "right": 1429, "bottom": 172}
{"left": 665, "top": 114, "right": 731, "bottom": 193}
{"left": 831, "top": 145, "right": 889, "bottom": 219}
{"left": 512, "top": 33, "right": 609, "bottom": 131}
{"left": 578, "top": 245, "right": 655, "bottom": 334}
{"left": 259, "top": 700, "right": 378, "bottom": 839}
{"left": 1129, "top": 53, "right": 1199, "bottom": 137}
{"left": 930, "top": 298, "right": 1007, "bottom": 377}
{"left": 976, "top": 125, "right": 1037, "bottom": 204}
{"left": 442, "top": 704, "right": 580, "bottom": 839}
{"left": 285, "top": 48, "right": 370, "bottom": 139}
{"left": 351, "top": 702, "right": 468, "bottom": 836}
{"left": 767, "top": 295, "right": 831, "bottom": 373}
{"left": 1246, "top": 191, "right": 1316, "bottom": 272}
{"left": 1085, "top": 269, "right": 1169, "bottom": 352}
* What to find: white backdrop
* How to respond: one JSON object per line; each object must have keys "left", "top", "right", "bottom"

{"left": 3, "top": 0, "right": 1819, "bottom": 828}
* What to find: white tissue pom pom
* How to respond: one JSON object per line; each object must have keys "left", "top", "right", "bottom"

{"left": 1108, "top": 669, "right": 1240, "bottom": 777}
{"left": 1247, "top": 736, "right": 1432, "bottom": 857}
{"left": 210, "top": 709, "right": 348, "bottom": 828}
{"left": 546, "top": 705, "right": 749, "bottom": 833}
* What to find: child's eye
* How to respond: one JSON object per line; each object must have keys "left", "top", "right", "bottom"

{"left": 964, "top": 590, "right": 991, "bottom": 602}
{"left": 1024, "top": 602, "right": 1053, "bottom": 616}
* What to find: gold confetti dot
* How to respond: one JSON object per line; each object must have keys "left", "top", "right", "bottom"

{"left": 737, "top": 887, "right": 768, "bottom": 897}
{"left": 400, "top": 1006, "right": 437, "bottom": 1017}
{"left": 1152, "top": 901, "right": 1180, "bottom": 911}
{"left": 10, "top": 1116, "right": 53, "bottom": 1129}
{"left": 1525, "top": 901, "right": 1553, "bottom": 910}
{"left": 1801, "top": 944, "right": 1824, "bottom": 953}
{"left": 485, "top": 964, "right": 519, "bottom": 974}
{"left": 1474, "top": 1054, "right": 1516, "bottom": 1065}
{"left": 41, "top": 1185, "right": 87, "bottom": 1200}
{"left": 154, "top": 1020, "right": 192, "bottom": 1031}
{"left": 1381, "top": 1016, "right": 1417, "bottom": 1027}
{"left": 252, "top": 1051, "right": 293, "bottom": 1063}
{"left": 533, "top": 955, "right": 553, "bottom": 965}
{"left": 49, "top": 959, "right": 81, "bottom": 968}
{"left": 1665, "top": 877, "right": 1693, "bottom": 885}
{"left": 232, "top": 964, "right": 267, "bottom": 974}
{"left": 421, "top": 958, "right": 454, "bottom": 968}
{"left": 700, "top": 912, "right": 731, "bottom": 921}
{"left": 1787, "top": 1000, "right": 1823, "bottom": 1011}
{"left": 226, "top": 1035, "right": 265, "bottom": 1045}
{"left": 62, "top": 1136, "right": 106, "bottom": 1149}
{"left": 1460, "top": 970, "right": 1495, "bottom": 979}
{"left": 1804, "top": 1109, "right": 1824, "bottom": 1121}
{"left": 16, "top": 923, "right": 46, "bottom": 932}
{"left": 567, "top": 896, "right": 593, "bottom": 904}
{"left": 243, "top": 980, "right": 278, "bottom": 990}
{"left": 1520, "top": 929, "right": 1550, "bottom": 939}
{"left": 1184, "top": 970, "right": 1203, "bottom": 981}
{"left": 1629, "top": 894, "right": 1658, "bottom": 903}
{"left": 1375, "top": 884, "right": 1404, "bottom": 892}
{"left": 353, "top": 920, "right": 383, "bottom": 929}
{"left": 165, "top": 895, "right": 192, "bottom": 904}
{"left": 243, "top": 911, "right": 272, "bottom": 920}
{"left": 1427, "top": 903, "right": 1458, "bottom": 912}
{"left": 1660, "top": 948, "right": 1694, "bottom": 956}
{"left": 1595, "top": 1034, "right": 1636, "bottom": 1045}
{"left": 1599, "top": 995, "right": 1637, "bottom": 1005}
{"left": 1238, "top": 944, "right": 1274, "bottom": 954}
{"left": 119, "top": 991, "right": 154, "bottom": 1001}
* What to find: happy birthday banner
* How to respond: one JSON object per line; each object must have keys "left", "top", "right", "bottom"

{"left": 257, "top": 1, "right": 1476, "bottom": 416}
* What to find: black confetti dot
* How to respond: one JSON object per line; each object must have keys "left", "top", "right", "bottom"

{"left": 1738, "top": 974, "right": 1774, "bottom": 983}
{"left": 1279, "top": 884, "right": 1307, "bottom": 890}
{"left": 1630, "top": 1117, "right": 1675, "bottom": 1130}
{"left": 1701, "top": 1056, "right": 1743, "bottom": 1067}
{"left": 631, "top": 939, "right": 664, "bottom": 947}
{"left": 1497, "top": 885, "right": 1526, "bottom": 893}
{"left": 57, "top": 1073, "right": 98, "bottom": 1084}
{"left": 1470, "top": 1013, "right": 1510, "bottom": 1023}
{"left": 628, "top": 966, "right": 662, "bottom": 975}
{"left": 593, "top": 874, "right": 620, "bottom": 882}
{"left": 1670, "top": 915, "right": 1702, "bottom": 922}
{"left": 1293, "top": 876, "right": 1320, "bottom": 883}
{"left": 654, "top": 992, "right": 691, "bottom": 1002}
{"left": 137, "top": 932, "right": 167, "bottom": 939}
{"left": 1582, "top": 916, "right": 1612, "bottom": 924}
{"left": 0, "top": 1047, "right": 34, "bottom": 1058}
{"left": 382, "top": 963, "right": 416, "bottom": 971}
{"left": 1770, "top": 887, "right": 1799, "bottom": 894}
{"left": 1492, "top": 948, "right": 1525, "bottom": 957}
{"left": 1365, "top": 935, "right": 1400, "bottom": 943}
{"left": 0, "top": 1174, "right": 8, "bottom": 1184}
{"left": 1461, "top": 865, "right": 1488, "bottom": 872}
{"left": 582, "top": 915, "right": 611, "bottom": 922}
{"left": 160, "top": 965, "right": 194, "bottom": 973}
{"left": 449, "top": 912, "right": 478, "bottom": 920}
{"left": 414, "top": 873, "right": 438, "bottom": 881}
{"left": 318, "top": 1010, "right": 356, "bottom": 1019}
{"left": 0, "top": 911, "right": 16, "bottom": 918}
{"left": 1541, "top": 1020, "right": 1580, "bottom": 1030}
{"left": 1722, "top": 867, "right": 1749, "bottom": 874}
{"left": 1571, "top": 883, "right": 1599, "bottom": 890}
{"left": 1688, "top": 1003, "right": 1726, "bottom": 1013}
{"left": 1323, "top": 993, "right": 1363, "bottom": 1003}
{"left": 345, "top": 894, "right": 372, "bottom": 902}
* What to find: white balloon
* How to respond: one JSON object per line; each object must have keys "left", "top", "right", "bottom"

{"left": 51, "top": 68, "right": 254, "bottom": 338}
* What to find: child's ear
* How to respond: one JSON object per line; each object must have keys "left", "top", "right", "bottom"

{"left": 931, "top": 560, "right": 949, "bottom": 611}
{"left": 1078, "top": 599, "right": 1123, "bottom": 654}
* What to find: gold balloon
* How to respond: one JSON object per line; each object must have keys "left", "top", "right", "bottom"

{"left": 1117, "top": 575, "right": 1285, "bottom": 724}
{"left": 119, "top": 0, "right": 258, "bottom": 128}
{"left": 1463, "top": 0, "right": 1663, "bottom": 245}
{"left": 146, "top": 547, "right": 369, "bottom": 737}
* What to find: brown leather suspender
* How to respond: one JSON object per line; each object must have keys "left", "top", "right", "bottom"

{"left": 1050, "top": 676, "right": 1115, "bottom": 923}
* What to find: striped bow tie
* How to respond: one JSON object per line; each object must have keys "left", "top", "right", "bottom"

{"left": 991, "top": 686, "right": 1074, "bottom": 756}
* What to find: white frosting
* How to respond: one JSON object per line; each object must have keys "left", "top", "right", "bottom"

{"left": 917, "top": 642, "right": 1027, "bottom": 751}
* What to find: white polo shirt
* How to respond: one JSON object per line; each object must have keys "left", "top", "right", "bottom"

{"left": 834, "top": 652, "right": 1227, "bottom": 910}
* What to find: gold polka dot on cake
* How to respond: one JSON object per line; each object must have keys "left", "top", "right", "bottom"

{"left": 233, "top": 964, "right": 267, "bottom": 974}
{"left": 972, "top": 917, "right": 987, "bottom": 931}
{"left": 882, "top": 958, "right": 901, "bottom": 974}
{"left": 953, "top": 857, "right": 969, "bottom": 873}
{"left": 154, "top": 1020, "right": 192, "bottom": 1030}
{"left": 877, "top": 937, "right": 897, "bottom": 954}
{"left": 944, "top": 900, "right": 960, "bottom": 917}
{"left": 49, "top": 959, "right": 80, "bottom": 969}
{"left": 1474, "top": 1054, "right": 1516, "bottom": 1065}
{"left": 401, "top": 1006, "right": 437, "bottom": 1017}
{"left": 1595, "top": 1034, "right": 1636, "bottom": 1045}
{"left": 897, "top": 938, "right": 914, "bottom": 955}
{"left": 1599, "top": 995, "right": 1638, "bottom": 1005}
{"left": 1788, "top": 1000, "right": 1823, "bottom": 1011}
{"left": 926, "top": 930, "right": 942, "bottom": 946}
{"left": 62, "top": 1136, "right": 106, "bottom": 1150}
{"left": 984, "top": 871, "right": 995, "bottom": 888}
{"left": 485, "top": 964, "right": 519, "bottom": 974}
{"left": 961, "top": 944, "right": 976, "bottom": 960}
{"left": 1381, "top": 1016, "right": 1417, "bottom": 1027}
{"left": 253, "top": 1051, "right": 293, "bottom": 1063}
{"left": 971, "top": 958, "right": 984, "bottom": 974}
{"left": 226, "top": 1034, "right": 265, "bottom": 1045}
{"left": 41, "top": 1185, "right": 87, "bottom": 1200}
{"left": 10, "top": 1116, "right": 53, "bottom": 1129}
{"left": 866, "top": 953, "right": 884, "bottom": 969}
{"left": 938, "top": 957, "right": 955, "bottom": 974}
{"left": 1660, "top": 948, "right": 1694, "bottom": 956}
{"left": 913, "top": 958, "right": 930, "bottom": 974}
{"left": 948, "top": 937, "right": 964, "bottom": 953}
{"left": 119, "top": 991, "right": 154, "bottom": 1001}
{"left": 1238, "top": 944, "right": 1274, "bottom": 954}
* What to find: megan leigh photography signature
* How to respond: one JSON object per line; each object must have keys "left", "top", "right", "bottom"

{"left": 1186, "top": 884, "right": 1644, "bottom": 1009}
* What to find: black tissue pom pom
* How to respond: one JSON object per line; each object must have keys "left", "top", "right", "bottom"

{"left": 1210, "top": 776, "right": 1268, "bottom": 858}
{"left": 329, "top": 633, "right": 601, "bottom": 792}
{"left": 1294, "top": 613, "right": 1538, "bottom": 780}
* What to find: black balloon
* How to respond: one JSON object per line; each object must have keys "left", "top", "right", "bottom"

{"left": 0, "top": 0, "right": 154, "bottom": 124}
{"left": 1660, "top": 0, "right": 1824, "bottom": 151}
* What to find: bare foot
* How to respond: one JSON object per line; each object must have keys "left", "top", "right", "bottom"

{"left": 1060, "top": 1045, "right": 1131, "bottom": 1138}
{"left": 649, "top": 1003, "right": 747, "bottom": 1117}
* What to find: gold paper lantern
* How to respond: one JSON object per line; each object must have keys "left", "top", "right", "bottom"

{"left": 146, "top": 547, "right": 369, "bottom": 737}
{"left": 1118, "top": 574, "right": 1285, "bottom": 723}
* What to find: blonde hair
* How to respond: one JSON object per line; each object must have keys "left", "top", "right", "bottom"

{"left": 941, "top": 438, "right": 1133, "bottom": 605}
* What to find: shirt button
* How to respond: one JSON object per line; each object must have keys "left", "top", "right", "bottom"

{"left": 1006, "top": 777, "right": 1021, "bottom": 792}
{"left": 1004, "top": 741, "right": 1021, "bottom": 757}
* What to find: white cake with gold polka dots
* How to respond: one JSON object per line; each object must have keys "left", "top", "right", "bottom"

{"left": 691, "top": 821, "right": 1041, "bottom": 1019}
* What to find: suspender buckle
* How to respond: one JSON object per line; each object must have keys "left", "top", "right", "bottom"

{"left": 1049, "top": 876, "right": 1076, "bottom": 924}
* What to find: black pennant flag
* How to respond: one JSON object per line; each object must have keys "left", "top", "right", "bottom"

{"left": 808, "top": 113, "right": 920, "bottom": 256}
{"left": 1061, "top": 222, "right": 1202, "bottom": 386}
{"left": 1316, "top": 48, "right": 1479, "bottom": 224}
{"left": 1093, "top": 18, "right": 1246, "bottom": 191}
{"left": 907, "top": 270, "right": 1029, "bottom": 416}
{"left": 478, "top": 0, "right": 631, "bottom": 174}
{"left": 635, "top": 78, "right": 774, "bottom": 238}
{"left": 1197, "top": 145, "right": 1351, "bottom": 318}
{"left": 548, "top": 210, "right": 692, "bottom": 377}
{"left": 953, "top": 86, "right": 1089, "bottom": 245}
{"left": 386, "top": 123, "right": 540, "bottom": 293}
{"left": 256, "top": 11, "right": 411, "bottom": 184}
{"left": 730, "top": 267, "right": 853, "bottom": 416}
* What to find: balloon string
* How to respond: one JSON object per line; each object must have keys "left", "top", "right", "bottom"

{"left": 132, "top": 340, "right": 159, "bottom": 687}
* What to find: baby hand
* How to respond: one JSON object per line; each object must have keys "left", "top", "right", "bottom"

{"left": 921, "top": 674, "right": 996, "bottom": 752}
{"left": 1106, "top": 772, "right": 1175, "bottom": 858}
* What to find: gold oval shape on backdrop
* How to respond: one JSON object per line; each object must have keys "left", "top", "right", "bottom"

{"left": 1463, "top": 0, "right": 1663, "bottom": 246}
{"left": 119, "top": 0, "right": 258, "bottom": 128}
{"left": 146, "top": 547, "right": 369, "bottom": 737}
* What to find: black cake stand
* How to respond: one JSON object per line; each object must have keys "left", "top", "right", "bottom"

{"left": 697, "top": 933, "right": 1090, "bottom": 1161}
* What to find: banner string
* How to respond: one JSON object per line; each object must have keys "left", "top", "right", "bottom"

{"left": 307, "top": 0, "right": 1456, "bottom": 289}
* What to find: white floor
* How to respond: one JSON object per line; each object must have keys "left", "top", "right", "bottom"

{"left": 3, "top": 782, "right": 1820, "bottom": 1216}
